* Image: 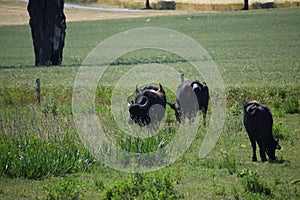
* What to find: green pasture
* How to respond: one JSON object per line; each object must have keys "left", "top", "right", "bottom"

{"left": 0, "top": 7, "right": 300, "bottom": 199}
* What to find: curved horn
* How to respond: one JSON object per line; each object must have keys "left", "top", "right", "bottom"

{"left": 127, "top": 95, "right": 133, "bottom": 108}
{"left": 158, "top": 83, "right": 165, "bottom": 94}
{"left": 246, "top": 105, "right": 256, "bottom": 115}
{"left": 135, "top": 84, "right": 141, "bottom": 94}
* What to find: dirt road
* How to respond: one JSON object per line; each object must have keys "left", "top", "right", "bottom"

{"left": 0, "top": 1, "right": 195, "bottom": 26}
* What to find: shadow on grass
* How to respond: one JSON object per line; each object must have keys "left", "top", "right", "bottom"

{"left": 269, "top": 157, "right": 290, "bottom": 165}
{"left": 0, "top": 64, "right": 82, "bottom": 69}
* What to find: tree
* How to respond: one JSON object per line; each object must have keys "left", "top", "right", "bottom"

{"left": 27, "top": 0, "right": 66, "bottom": 66}
{"left": 145, "top": 0, "right": 152, "bottom": 9}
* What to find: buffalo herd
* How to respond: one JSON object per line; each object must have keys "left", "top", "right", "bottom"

{"left": 126, "top": 74, "right": 281, "bottom": 162}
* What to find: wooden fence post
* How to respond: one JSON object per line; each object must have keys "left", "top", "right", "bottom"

{"left": 36, "top": 78, "right": 40, "bottom": 105}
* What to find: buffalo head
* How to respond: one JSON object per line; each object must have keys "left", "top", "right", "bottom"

{"left": 127, "top": 84, "right": 167, "bottom": 126}
{"left": 266, "top": 138, "right": 281, "bottom": 160}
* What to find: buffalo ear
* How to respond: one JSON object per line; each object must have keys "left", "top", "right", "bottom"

{"left": 243, "top": 101, "right": 248, "bottom": 107}
{"left": 243, "top": 101, "right": 249, "bottom": 112}
{"left": 191, "top": 80, "right": 204, "bottom": 91}
{"left": 200, "top": 82, "right": 208, "bottom": 90}
{"left": 277, "top": 144, "right": 281, "bottom": 150}
{"left": 180, "top": 74, "right": 185, "bottom": 82}
{"left": 276, "top": 139, "right": 281, "bottom": 150}
{"left": 191, "top": 81, "right": 199, "bottom": 90}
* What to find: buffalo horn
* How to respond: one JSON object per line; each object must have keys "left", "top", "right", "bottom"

{"left": 135, "top": 84, "right": 141, "bottom": 94}
{"left": 158, "top": 83, "right": 164, "bottom": 93}
{"left": 127, "top": 95, "right": 132, "bottom": 108}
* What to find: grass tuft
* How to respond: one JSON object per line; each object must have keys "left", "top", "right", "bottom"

{"left": 238, "top": 169, "right": 272, "bottom": 196}
{"left": 218, "top": 151, "right": 237, "bottom": 175}
{"left": 44, "top": 176, "right": 86, "bottom": 200}
{"left": 104, "top": 173, "right": 178, "bottom": 200}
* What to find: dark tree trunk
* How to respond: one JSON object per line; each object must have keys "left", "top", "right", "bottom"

{"left": 28, "top": 0, "right": 66, "bottom": 66}
{"left": 145, "top": 0, "right": 152, "bottom": 9}
{"left": 242, "top": 0, "right": 249, "bottom": 10}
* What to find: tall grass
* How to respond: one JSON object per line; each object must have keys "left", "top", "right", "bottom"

{"left": 0, "top": 133, "right": 93, "bottom": 179}
{"left": 0, "top": 103, "right": 94, "bottom": 179}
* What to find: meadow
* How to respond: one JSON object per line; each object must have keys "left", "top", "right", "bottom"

{"left": 0, "top": 7, "right": 300, "bottom": 199}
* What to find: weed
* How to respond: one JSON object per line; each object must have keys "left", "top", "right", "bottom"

{"left": 104, "top": 173, "right": 178, "bottom": 200}
{"left": 225, "top": 110, "right": 244, "bottom": 134}
{"left": 232, "top": 187, "right": 240, "bottom": 200}
{"left": 273, "top": 121, "right": 290, "bottom": 140}
{"left": 272, "top": 96, "right": 283, "bottom": 110}
{"left": 94, "top": 179, "right": 105, "bottom": 190}
{"left": 95, "top": 86, "right": 112, "bottom": 107}
{"left": 213, "top": 181, "right": 226, "bottom": 196}
{"left": 290, "top": 179, "right": 300, "bottom": 185}
{"left": 228, "top": 102, "right": 243, "bottom": 116}
{"left": 218, "top": 151, "right": 237, "bottom": 175}
{"left": 41, "top": 93, "right": 59, "bottom": 115}
{"left": 44, "top": 176, "right": 86, "bottom": 200}
{"left": 200, "top": 157, "right": 217, "bottom": 169}
{"left": 117, "top": 132, "right": 172, "bottom": 154}
{"left": 273, "top": 180, "right": 300, "bottom": 199}
{"left": 283, "top": 96, "right": 299, "bottom": 114}
{"left": 238, "top": 169, "right": 271, "bottom": 196}
{"left": 115, "top": 119, "right": 177, "bottom": 152}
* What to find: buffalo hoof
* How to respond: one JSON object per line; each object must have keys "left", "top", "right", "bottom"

{"left": 128, "top": 119, "right": 134, "bottom": 124}
{"left": 261, "top": 157, "right": 267, "bottom": 162}
{"left": 252, "top": 157, "right": 257, "bottom": 162}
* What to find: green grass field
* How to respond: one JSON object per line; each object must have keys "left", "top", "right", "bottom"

{"left": 0, "top": 7, "right": 300, "bottom": 199}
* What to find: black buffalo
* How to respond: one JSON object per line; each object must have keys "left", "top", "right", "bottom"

{"left": 243, "top": 101, "right": 281, "bottom": 162}
{"left": 176, "top": 74, "right": 209, "bottom": 124}
{"left": 127, "top": 84, "right": 167, "bottom": 126}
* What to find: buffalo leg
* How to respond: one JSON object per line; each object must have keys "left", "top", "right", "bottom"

{"left": 260, "top": 150, "right": 267, "bottom": 162}
{"left": 247, "top": 131, "right": 258, "bottom": 162}
{"left": 257, "top": 141, "right": 267, "bottom": 162}
{"left": 250, "top": 140, "right": 257, "bottom": 162}
{"left": 259, "top": 148, "right": 267, "bottom": 162}
{"left": 202, "top": 107, "right": 207, "bottom": 125}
